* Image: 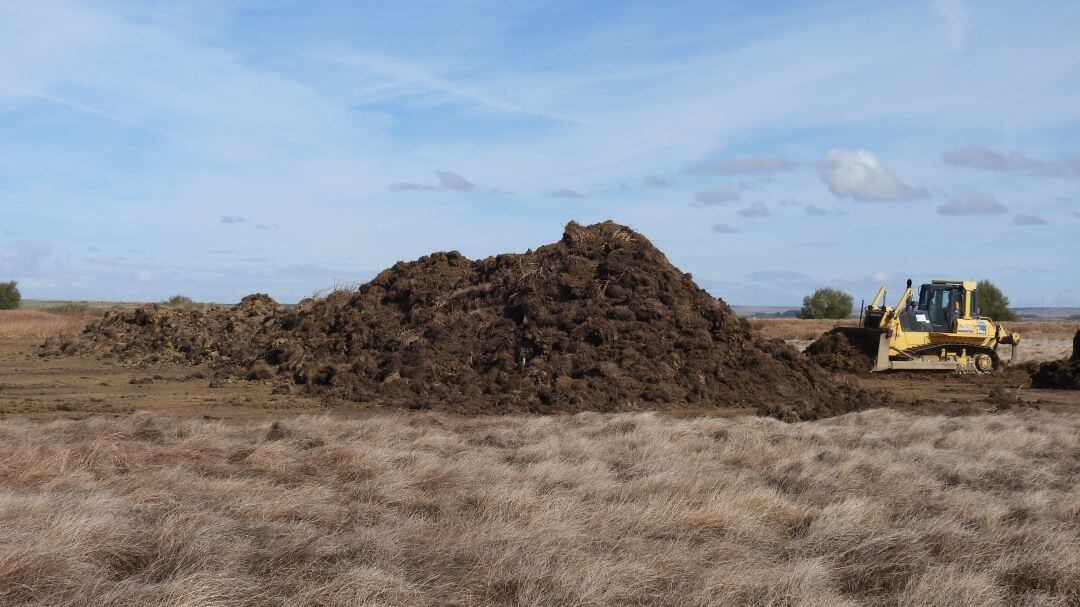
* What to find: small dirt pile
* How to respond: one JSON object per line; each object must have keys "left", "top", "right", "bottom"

{"left": 1030, "top": 330, "right": 1080, "bottom": 389}
{"left": 44, "top": 294, "right": 281, "bottom": 365}
{"left": 803, "top": 327, "right": 880, "bottom": 373}
{"left": 50, "top": 221, "right": 881, "bottom": 419}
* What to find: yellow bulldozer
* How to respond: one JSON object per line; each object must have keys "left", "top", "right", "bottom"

{"left": 839, "top": 279, "right": 1020, "bottom": 373}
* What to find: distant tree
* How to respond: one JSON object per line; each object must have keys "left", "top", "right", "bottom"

{"left": 163, "top": 295, "right": 197, "bottom": 308}
{"left": 0, "top": 281, "right": 20, "bottom": 310}
{"left": 798, "top": 288, "right": 853, "bottom": 320}
{"left": 977, "top": 280, "right": 1017, "bottom": 321}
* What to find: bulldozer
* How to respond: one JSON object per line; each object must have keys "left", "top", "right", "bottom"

{"left": 839, "top": 279, "right": 1020, "bottom": 373}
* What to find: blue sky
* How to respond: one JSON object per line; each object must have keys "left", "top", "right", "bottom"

{"left": 1, "top": 0, "right": 1078, "bottom": 306}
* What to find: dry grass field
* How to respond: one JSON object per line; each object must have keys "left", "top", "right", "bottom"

{"left": 0, "top": 310, "right": 94, "bottom": 339}
{"left": 1, "top": 410, "right": 1077, "bottom": 606}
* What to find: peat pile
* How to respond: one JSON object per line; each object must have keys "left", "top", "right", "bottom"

{"left": 803, "top": 327, "right": 879, "bottom": 373}
{"left": 44, "top": 294, "right": 281, "bottom": 365}
{"left": 51, "top": 221, "right": 880, "bottom": 419}
{"left": 1030, "top": 330, "right": 1080, "bottom": 389}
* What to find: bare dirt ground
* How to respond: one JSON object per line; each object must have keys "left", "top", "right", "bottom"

{"left": 4, "top": 314, "right": 1079, "bottom": 422}
{"left": 2, "top": 311, "right": 1079, "bottom": 605}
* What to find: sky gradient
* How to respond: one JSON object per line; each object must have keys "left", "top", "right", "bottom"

{"left": 1, "top": 0, "right": 1078, "bottom": 306}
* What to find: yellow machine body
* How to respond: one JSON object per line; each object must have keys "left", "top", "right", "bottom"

{"left": 858, "top": 279, "right": 1020, "bottom": 373}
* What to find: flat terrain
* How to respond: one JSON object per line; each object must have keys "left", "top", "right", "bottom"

{"left": 1, "top": 311, "right": 1078, "bottom": 605}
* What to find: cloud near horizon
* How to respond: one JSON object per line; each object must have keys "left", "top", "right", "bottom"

{"left": 818, "top": 149, "right": 927, "bottom": 202}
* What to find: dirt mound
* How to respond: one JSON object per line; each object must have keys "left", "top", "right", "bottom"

{"left": 803, "top": 327, "right": 879, "bottom": 373}
{"left": 1030, "top": 330, "right": 1080, "bottom": 389}
{"left": 50, "top": 221, "right": 881, "bottom": 419}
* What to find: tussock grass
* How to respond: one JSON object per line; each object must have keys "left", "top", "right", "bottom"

{"left": 1, "top": 410, "right": 1077, "bottom": 605}
{"left": 0, "top": 310, "right": 91, "bottom": 338}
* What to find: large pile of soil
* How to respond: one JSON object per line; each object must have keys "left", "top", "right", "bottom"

{"left": 1030, "top": 330, "right": 1080, "bottom": 389}
{"left": 48, "top": 221, "right": 881, "bottom": 420}
{"left": 803, "top": 327, "right": 880, "bottom": 373}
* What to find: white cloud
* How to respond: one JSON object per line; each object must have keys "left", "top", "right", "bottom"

{"left": 737, "top": 202, "right": 770, "bottom": 218}
{"left": 942, "top": 146, "right": 1040, "bottom": 171}
{"left": 817, "top": 149, "right": 927, "bottom": 202}
{"left": 936, "top": 193, "right": 1007, "bottom": 215}
{"left": 694, "top": 184, "right": 740, "bottom": 206}
{"left": 710, "top": 224, "right": 740, "bottom": 234}
{"left": 687, "top": 155, "right": 795, "bottom": 175}
{"left": 1013, "top": 213, "right": 1048, "bottom": 226}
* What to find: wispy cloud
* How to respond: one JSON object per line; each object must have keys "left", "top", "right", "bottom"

{"left": 710, "top": 224, "right": 740, "bottom": 234}
{"left": 694, "top": 184, "right": 740, "bottom": 206}
{"left": 0, "top": 240, "right": 54, "bottom": 277}
{"left": 943, "top": 146, "right": 1040, "bottom": 171}
{"left": 389, "top": 171, "right": 476, "bottom": 193}
{"left": 804, "top": 204, "right": 846, "bottom": 216}
{"left": 818, "top": 149, "right": 927, "bottom": 202}
{"left": 737, "top": 202, "right": 770, "bottom": 218}
{"left": 937, "top": 193, "right": 1007, "bottom": 215}
{"left": 640, "top": 175, "right": 671, "bottom": 188}
{"left": 221, "top": 215, "right": 249, "bottom": 224}
{"left": 687, "top": 155, "right": 795, "bottom": 175}
{"left": 545, "top": 188, "right": 586, "bottom": 199}
{"left": 943, "top": 146, "right": 1080, "bottom": 177}
{"left": 1013, "top": 213, "right": 1048, "bottom": 226}
{"left": 434, "top": 171, "right": 475, "bottom": 192}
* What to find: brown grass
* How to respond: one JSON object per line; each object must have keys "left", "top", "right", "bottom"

{"left": 0, "top": 310, "right": 92, "bottom": 339}
{"left": 1, "top": 409, "right": 1077, "bottom": 606}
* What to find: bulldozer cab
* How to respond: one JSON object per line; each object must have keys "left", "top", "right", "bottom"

{"left": 916, "top": 283, "right": 975, "bottom": 332}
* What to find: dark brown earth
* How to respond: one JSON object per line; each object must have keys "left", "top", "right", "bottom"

{"left": 45, "top": 221, "right": 881, "bottom": 421}
{"left": 9, "top": 333, "right": 1080, "bottom": 422}
{"left": 802, "top": 327, "right": 879, "bottom": 373}
{"left": 1030, "top": 330, "right": 1080, "bottom": 389}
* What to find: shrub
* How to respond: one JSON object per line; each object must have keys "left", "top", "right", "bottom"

{"left": 976, "top": 280, "right": 1017, "bottom": 321}
{"left": 163, "top": 295, "right": 197, "bottom": 308}
{"left": 0, "top": 281, "right": 21, "bottom": 310}
{"left": 798, "top": 288, "right": 853, "bottom": 319}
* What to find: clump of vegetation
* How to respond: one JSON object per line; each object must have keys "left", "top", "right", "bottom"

{"left": 978, "top": 279, "right": 1018, "bottom": 321}
{"left": 42, "top": 303, "right": 99, "bottom": 316}
{"left": 0, "top": 281, "right": 21, "bottom": 310}
{"left": 163, "top": 294, "right": 197, "bottom": 308}
{"left": 798, "top": 287, "right": 853, "bottom": 319}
